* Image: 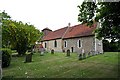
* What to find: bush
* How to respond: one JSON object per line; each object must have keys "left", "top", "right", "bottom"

{"left": 1, "top": 48, "right": 11, "bottom": 68}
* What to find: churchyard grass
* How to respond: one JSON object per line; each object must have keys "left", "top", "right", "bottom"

{"left": 2, "top": 52, "right": 119, "bottom": 78}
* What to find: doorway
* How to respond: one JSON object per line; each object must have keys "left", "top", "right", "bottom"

{"left": 71, "top": 47, "right": 74, "bottom": 53}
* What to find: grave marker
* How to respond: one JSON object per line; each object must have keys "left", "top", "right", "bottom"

{"left": 40, "top": 48, "right": 44, "bottom": 56}
{"left": 51, "top": 49, "right": 54, "bottom": 54}
{"left": 83, "top": 53, "right": 86, "bottom": 59}
{"left": 66, "top": 49, "right": 70, "bottom": 56}
{"left": 88, "top": 52, "right": 91, "bottom": 57}
{"left": 78, "top": 54, "right": 82, "bottom": 60}
{"left": 25, "top": 53, "right": 32, "bottom": 63}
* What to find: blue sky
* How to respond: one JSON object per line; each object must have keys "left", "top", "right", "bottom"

{"left": 0, "top": 0, "right": 84, "bottom": 31}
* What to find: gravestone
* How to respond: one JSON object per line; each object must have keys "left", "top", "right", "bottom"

{"left": 63, "top": 49, "right": 65, "bottom": 53}
{"left": 25, "top": 53, "right": 32, "bottom": 63}
{"left": 66, "top": 49, "right": 70, "bottom": 56}
{"left": 82, "top": 49, "right": 84, "bottom": 54}
{"left": 40, "top": 48, "right": 44, "bottom": 56}
{"left": 83, "top": 53, "right": 86, "bottom": 59}
{"left": 92, "top": 53, "right": 95, "bottom": 56}
{"left": 92, "top": 51, "right": 95, "bottom": 56}
{"left": 88, "top": 52, "right": 91, "bottom": 57}
{"left": 40, "top": 51, "right": 44, "bottom": 56}
{"left": 38, "top": 49, "right": 41, "bottom": 53}
{"left": 78, "top": 54, "right": 82, "bottom": 60}
{"left": 51, "top": 49, "right": 54, "bottom": 54}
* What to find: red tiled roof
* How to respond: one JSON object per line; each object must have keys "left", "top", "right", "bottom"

{"left": 42, "top": 24, "right": 96, "bottom": 41}
{"left": 42, "top": 27, "right": 68, "bottom": 41}
{"left": 64, "top": 24, "right": 96, "bottom": 39}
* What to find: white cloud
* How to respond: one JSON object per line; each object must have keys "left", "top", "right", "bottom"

{"left": 0, "top": 0, "right": 84, "bottom": 31}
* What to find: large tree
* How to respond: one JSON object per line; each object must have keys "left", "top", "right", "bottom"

{"left": 102, "top": 39, "right": 119, "bottom": 52}
{"left": 1, "top": 11, "right": 42, "bottom": 55}
{"left": 78, "top": 0, "right": 120, "bottom": 41}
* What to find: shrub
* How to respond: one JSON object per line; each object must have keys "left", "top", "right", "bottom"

{"left": 1, "top": 48, "right": 11, "bottom": 68}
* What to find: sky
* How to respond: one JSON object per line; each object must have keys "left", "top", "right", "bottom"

{"left": 0, "top": 0, "right": 84, "bottom": 31}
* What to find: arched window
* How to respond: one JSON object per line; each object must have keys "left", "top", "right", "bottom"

{"left": 77, "top": 39, "right": 82, "bottom": 48}
{"left": 54, "top": 40, "right": 57, "bottom": 47}
{"left": 45, "top": 42, "right": 47, "bottom": 48}
{"left": 64, "top": 40, "right": 67, "bottom": 48}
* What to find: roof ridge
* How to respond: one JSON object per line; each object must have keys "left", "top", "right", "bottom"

{"left": 52, "top": 26, "right": 68, "bottom": 32}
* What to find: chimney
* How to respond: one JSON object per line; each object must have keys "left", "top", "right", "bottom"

{"left": 42, "top": 27, "right": 52, "bottom": 36}
{"left": 68, "top": 22, "right": 71, "bottom": 27}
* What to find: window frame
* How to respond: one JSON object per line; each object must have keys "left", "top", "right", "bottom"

{"left": 45, "top": 42, "right": 47, "bottom": 48}
{"left": 77, "top": 39, "right": 82, "bottom": 48}
{"left": 64, "top": 40, "right": 67, "bottom": 48}
{"left": 54, "top": 40, "right": 57, "bottom": 47}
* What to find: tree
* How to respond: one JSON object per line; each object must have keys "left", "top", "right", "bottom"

{"left": 103, "top": 39, "right": 119, "bottom": 52}
{"left": 109, "top": 40, "right": 118, "bottom": 52}
{"left": 0, "top": 11, "right": 11, "bottom": 48}
{"left": 1, "top": 11, "right": 43, "bottom": 55}
{"left": 78, "top": 1, "right": 120, "bottom": 41}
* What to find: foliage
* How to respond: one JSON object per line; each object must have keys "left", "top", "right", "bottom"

{"left": 1, "top": 48, "right": 12, "bottom": 68}
{"left": 102, "top": 40, "right": 110, "bottom": 52}
{"left": 1, "top": 11, "right": 43, "bottom": 55}
{"left": 0, "top": 11, "right": 11, "bottom": 20}
{"left": 78, "top": 2, "right": 97, "bottom": 26}
{"left": 103, "top": 40, "right": 119, "bottom": 52}
{"left": 78, "top": 1, "right": 120, "bottom": 41}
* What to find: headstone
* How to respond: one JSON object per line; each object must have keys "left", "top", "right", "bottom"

{"left": 83, "top": 53, "right": 86, "bottom": 59}
{"left": 66, "top": 49, "right": 70, "bottom": 56}
{"left": 25, "top": 54, "right": 32, "bottom": 63}
{"left": 92, "top": 51, "right": 95, "bottom": 56}
{"left": 40, "top": 52, "right": 44, "bottom": 56}
{"left": 82, "top": 49, "right": 84, "bottom": 54}
{"left": 78, "top": 54, "right": 82, "bottom": 60}
{"left": 88, "top": 52, "right": 91, "bottom": 57}
{"left": 99, "top": 51, "right": 103, "bottom": 54}
{"left": 51, "top": 49, "right": 54, "bottom": 54}
{"left": 63, "top": 49, "right": 65, "bottom": 53}
{"left": 40, "top": 48, "right": 44, "bottom": 56}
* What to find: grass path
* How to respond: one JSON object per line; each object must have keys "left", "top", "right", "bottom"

{"left": 2, "top": 52, "right": 118, "bottom": 78}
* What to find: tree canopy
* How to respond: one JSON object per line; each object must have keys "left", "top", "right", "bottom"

{"left": 1, "top": 11, "right": 42, "bottom": 55}
{"left": 78, "top": 1, "right": 120, "bottom": 41}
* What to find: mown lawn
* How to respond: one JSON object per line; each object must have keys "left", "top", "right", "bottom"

{"left": 2, "top": 52, "right": 119, "bottom": 78}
